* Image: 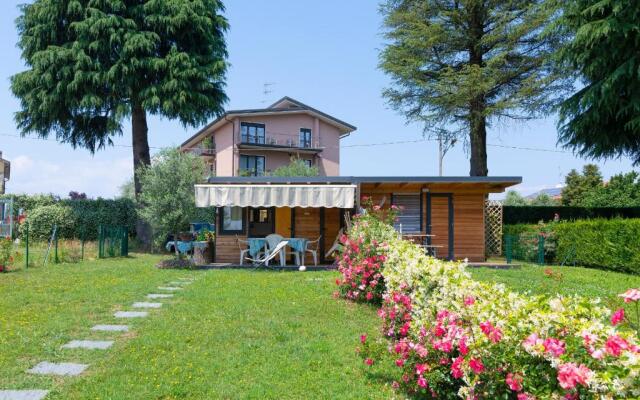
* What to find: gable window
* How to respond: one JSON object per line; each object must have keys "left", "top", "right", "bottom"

{"left": 304, "top": 159, "right": 313, "bottom": 168}
{"left": 241, "top": 122, "right": 265, "bottom": 144}
{"left": 239, "top": 155, "right": 265, "bottom": 176}
{"left": 299, "top": 128, "right": 312, "bottom": 148}
{"left": 220, "top": 206, "right": 245, "bottom": 234}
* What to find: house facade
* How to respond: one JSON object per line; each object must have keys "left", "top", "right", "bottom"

{"left": 188, "top": 97, "right": 521, "bottom": 264}
{"left": 180, "top": 97, "right": 356, "bottom": 178}
{"left": 0, "top": 151, "right": 9, "bottom": 195}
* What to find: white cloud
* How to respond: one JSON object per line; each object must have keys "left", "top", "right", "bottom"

{"left": 5, "top": 154, "right": 133, "bottom": 199}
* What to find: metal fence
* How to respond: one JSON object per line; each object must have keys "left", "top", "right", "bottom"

{"left": 0, "top": 198, "right": 13, "bottom": 238}
{"left": 98, "top": 225, "right": 128, "bottom": 258}
{"left": 505, "top": 233, "right": 548, "bottom": 265}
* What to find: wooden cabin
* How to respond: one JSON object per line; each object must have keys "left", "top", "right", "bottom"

{"left": 195, "top": 176, "right": 521, "bottom": 264}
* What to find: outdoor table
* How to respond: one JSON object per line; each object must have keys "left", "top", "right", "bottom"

{"left": 246, "top": 238, "right": 308, "bottom": 266}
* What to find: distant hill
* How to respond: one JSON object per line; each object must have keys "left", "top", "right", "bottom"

{"left": 525, "top": 187, "right": 563, "bottom": 200}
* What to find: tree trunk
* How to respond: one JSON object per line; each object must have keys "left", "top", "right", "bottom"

{"left": 132, "top": 102, "right": 152, "bottom": 249}
{"left": 468, "top": 3, "right": 488, "bottom": 177}
{"left": 469, "top": 101, "right": 488, "bottom": 176}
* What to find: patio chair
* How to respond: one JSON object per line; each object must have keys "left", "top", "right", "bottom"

{"left": 247, "top": 240, "right": 289, "bottom": 270}
{"left": 265, "top": 234, "right": 285, "bottom": 266}
{"left": 236, "top": 235, "right": 250, "bottom": 265}
{"left": 303, "top": 235, "right": 322, "bottom": 266}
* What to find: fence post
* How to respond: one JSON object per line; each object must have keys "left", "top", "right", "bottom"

{"left": 122, "top": 227, "right": 128, "bottom": 257}
{"left": 505, "top": 235, "right": 512, "bottom": 264}
{"left": 98, "top": 225, "right": 103, "bottom": 259}
{"left": 25, "top": 223, "right": 29, "bottom": 269}
{"left": 537, "top": 235, "right": 545, "bottom": 265}
{"left": 54, "top": 233, "right": 59, "bottom": 264}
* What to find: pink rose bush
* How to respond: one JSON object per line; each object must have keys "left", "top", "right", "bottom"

{"left": 348, "top": 223, "right": 640, "bottom": 398}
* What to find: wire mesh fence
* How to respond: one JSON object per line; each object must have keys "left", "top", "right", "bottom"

{"left": 504, "top": 233, "right": 557, "bottom": 265}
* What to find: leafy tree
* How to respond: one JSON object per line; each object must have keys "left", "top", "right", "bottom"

{"left": 581, "top": 172, "right": 640, "bottom": 207}
{"left": 503, "top": 190, "right": 528, "bottom": 206}
{"left": 68, "top": 191, "right": 87, "bottom": 200}
{"left": 270, "top": 157, "right": 319, "bottom": 177}
{"left": 530, "top": 192, "right": 558, "bottom": 206}
{"left": 379, "top": 0, "right": 570, "bottom": 176}
{"left": 11, "top": 0, "right": 229, "bottom": 245}
{"left": 118, "top": 179, "right": 135, "bottom": 200}
{"left": 556, "top": 0, "right": 640, "bottom": 165}
{"left": 561, "top": 164, "right": 603, "bottom": 206}
{"left": 138, "top": 148, "right": 206, "bottom": 254}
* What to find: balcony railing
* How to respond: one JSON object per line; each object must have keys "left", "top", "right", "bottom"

{"left": 240, "top": 133, "right": 320, "bottom": 149}
{"left": 187, "top": 147, "right": 216, "bottom": 156}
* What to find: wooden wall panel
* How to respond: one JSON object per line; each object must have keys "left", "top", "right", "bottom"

{"left": 293, "top": 207, "right": 321, "bottom": 241}
{"left": 429, "top": 196, "right": 451, "bottom": 259}
{"left": 215, "top": 234, "right": 247, "bottom": 264}
{"left": 453, "top": 194, "right": 485, "bottom": 262}
{"left": 324, "top": 208, "right": 342, "bottom": 261}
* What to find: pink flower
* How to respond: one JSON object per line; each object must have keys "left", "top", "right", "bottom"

{"left": 417, "top": 375, "right": 428, "bottom": 388}
{"left": 451, "top": 356, "right": 464, "bottom": 379}
{"left": 364, "top": 358, "right": 374, "bottom": 366}
{"left": 391, "top": 381, "right": 400, "bottom": 389}
{"left": 506, "top": 372, "right": 523, "bottom": 391}
{"left": 395, "top": 358, "right": 405, "bottom": 367}
{"left": 480, "top": 321, "right": 503, "bottom": 343}
{"left": 543, "top": 338, "right": 566, "bottom": 357}
{"left": 620, "top": 288, "right": 640, "bottom": 303}
{"left": 360, "top": 334, "right": 367, "bottom": 344}
{"left": 416, "top": 363, "right": 428, "bottom": 375}
{"left": 557, "top": 363, "right": 592, "bottom": 390}
{"left": 366, "top": 292, "right": 374, "bottom": 301}
{"left": 469, "top": 358, "right": 484, "bottom": 374}
{"left": 605, "top": 334, "right": 629, "bottom": 356}
{"left": 611, "top": 308, "right": 625, "bottom": 326}
{"left": 517, "top": 394, "right": 535, "bottom": 400}
{"left": 464, "top": 296, "right": 475, "bottom": 306}
{"left": 459, "top": 336, "right": 469, "bottom": 355}
{"left": 523, "top": 333, "right": 543, "bottom": 350}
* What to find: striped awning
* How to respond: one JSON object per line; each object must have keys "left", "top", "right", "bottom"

{"left": 194, "top": 184, "right": 356, "bottom": 208}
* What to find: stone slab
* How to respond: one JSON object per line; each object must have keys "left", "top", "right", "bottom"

{"left": 91, "top": 324, "right": 129, "bottom": 332}
{"left": 147, "top": 294, "right": 173, "bottom": 299}
{"left": 157, "top": 287, "right": 182, "bottom": 291}
{"left": 27, "top": 362, "right": 88, "bottom": 376}
{"left": 169, "top": 281, "right": 191, "bottom": 285}
{"left": 114, "top": 311, "right": 148, "bottom": 318}
{"left": 61, "top": 340, "right": 113, "bottom": 350}
{"left": 0, "top": 390, "right": 49, "bottom": 400}
{"left": 132, "top": 302, "right": 162, "bottom": 309}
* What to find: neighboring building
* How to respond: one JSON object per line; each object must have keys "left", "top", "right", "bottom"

{"left": 180, "top": 97, "right": 356, "bottom": 177}
{"left": 188, "top": 97, "right": 521, "bottom": 264}
{"left": 525, "top": 187, "right": 563, "bottom": 201}
{"left": 0, "top": 151, "right": 9, "bottom": 195}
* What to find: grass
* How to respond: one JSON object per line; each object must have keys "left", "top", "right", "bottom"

{"left": 0, "top": 254, "right": 391, "bottom": 399}
{"left": 469, "top": 263, "right": 640, "bottom": 306}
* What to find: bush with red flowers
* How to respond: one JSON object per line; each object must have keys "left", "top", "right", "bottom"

{"left": 0, "top": 236, "right": 14, "bottom": 272}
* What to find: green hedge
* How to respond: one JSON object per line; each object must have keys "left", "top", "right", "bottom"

{"left": 504, "top": 206, "right": 640, "bottom": 224}
{"left": 555, "top": 219, "right": 640, "bottom": 275}
{"left": 0, "top": 194, "right": 137, "bottom": 240}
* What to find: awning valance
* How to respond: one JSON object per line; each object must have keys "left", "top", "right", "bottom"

{"left": 195, "top": 184, "right": 356, "bottom": 208}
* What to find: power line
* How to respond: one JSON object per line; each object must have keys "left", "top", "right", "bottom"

{"left": 0, "top": 132, "right": 571, "bottom": 154}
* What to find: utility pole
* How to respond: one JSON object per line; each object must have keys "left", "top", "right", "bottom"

{"left": 436, "top": 133, "right": 455, "bottom": 177}
{"left": 438, "top": 137, "right": 444, "bottom": 176}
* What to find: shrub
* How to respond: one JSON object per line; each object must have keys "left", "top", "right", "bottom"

{"left": 504, "top": 205, "right": 640, "bottom": 224}
{"left": 348, "top": 220, "right": 640, "bottom": 398}
{"left": 335, "top": 198, "right": 400, "bottom": 303}
{"left": 22, "top": 204, "right": 76, "bottom": 241}
{"left": 555, "top": 219, "right": 640, "bottom": 274}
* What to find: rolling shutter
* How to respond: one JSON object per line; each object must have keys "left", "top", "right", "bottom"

{"left": 393, "top": 194, "right": 421, "bottom": 233}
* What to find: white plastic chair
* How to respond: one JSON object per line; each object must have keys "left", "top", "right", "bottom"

{"left": 303, "top": 236, "right": 322, "bottom": 266}
{"left": 247, "top": 241, "right": 289, "bottom": 270}
{"left": 265, "top": 234, "right": 285, "bottom": 266}
{"left": 236, "top": 235, "right": 250, "bottom": 265}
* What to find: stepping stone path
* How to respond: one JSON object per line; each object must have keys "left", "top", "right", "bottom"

{"left": 114, "top": 311, "right": 148, "bottom": 318}
{"left": 170, "top": 281, "right": 191, "bottom": 285}
{"left": 157, "top": 286, "right": 182, "bottom": 291}
{"left": 147, "top": 294, "right": 173, "bottom": 299}
{"left": 132, "top": 302, "right": 162, "bottom": 309}
{"left": 27, "top": 362, "right": 88, "bottom": 376}
{"left": 61, "top": 340, "right": 113, "bottom": 350}
{"left": 0, "top": 390, "right": 49, "bottom": 400}
{"left": 91, "top": 324, "right": 129, "bottom": 332}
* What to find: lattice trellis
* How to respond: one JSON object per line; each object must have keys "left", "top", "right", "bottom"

{"left": 484, "top": 200, "right": 503, "bottom": 256}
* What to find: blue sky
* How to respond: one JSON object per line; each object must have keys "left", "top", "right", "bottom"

{"left": 0, "top": 1, "right": 635, "bottom": 199}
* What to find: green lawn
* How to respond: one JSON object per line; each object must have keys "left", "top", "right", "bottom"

{"left": 0, "top": 254, "right": 391, "bottom": 399}
{"left": 469, "top": 263, "right": 640, "bottom": 305}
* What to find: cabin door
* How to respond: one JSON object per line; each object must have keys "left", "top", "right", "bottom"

{"left": 426, "top": 193, "right": 454, "bottom": 260}
{"left": 248, "top": 207, "right": 275, "bottom": 237}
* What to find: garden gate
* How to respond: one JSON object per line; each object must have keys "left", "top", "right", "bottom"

{"left": 484, "top": 200, "right": 502, "bottom": 257}
{"left": 98, "top": 225, "right": 129, "bottom": 258}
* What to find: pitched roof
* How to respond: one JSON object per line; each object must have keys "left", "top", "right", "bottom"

{"left": 180, "top": 96, "right": 356, "bottom": 148}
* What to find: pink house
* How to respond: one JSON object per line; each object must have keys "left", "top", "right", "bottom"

{"left": 180, "top": 97, "right": 356, "bottom": 177}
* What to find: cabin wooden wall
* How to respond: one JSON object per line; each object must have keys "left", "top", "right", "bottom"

{"left": 453, "top": 193, "right": 485, "bottom": 262}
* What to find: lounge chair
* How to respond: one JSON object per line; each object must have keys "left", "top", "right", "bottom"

{"left": 265, "top": 234, "right": 285, "bottom": 266}
{"left": 247, "top": 241, "right": 289, "bottom": 270}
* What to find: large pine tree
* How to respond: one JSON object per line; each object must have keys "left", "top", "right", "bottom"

{"left": 556, "top": 0, "right": 640, "bottom": 165}
{"left": 11, "top": 0, "right": 229, "bottom": 244}
{"left": 379, "top": 0, "right": 571, "bottom": 176}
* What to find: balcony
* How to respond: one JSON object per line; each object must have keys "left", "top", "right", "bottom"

{"left": 238, "top": 133, "right": 322, "bottom": 154}
{"left": 187, "top": 141, "right": 216, "bottom": 156}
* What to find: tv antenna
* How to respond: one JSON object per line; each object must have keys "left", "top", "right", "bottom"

{"left": 261, "top": 82, "right": 276, "bottom": 104}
